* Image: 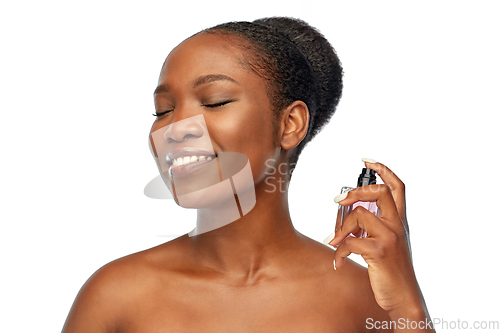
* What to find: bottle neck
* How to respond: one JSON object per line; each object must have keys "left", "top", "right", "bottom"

{"left": 357, "top": 168, "right": 377, "bottom": 187}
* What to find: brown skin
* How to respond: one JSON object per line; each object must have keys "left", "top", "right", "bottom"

{"left": 62, "top": 33, "right": 433, "bottom": 332}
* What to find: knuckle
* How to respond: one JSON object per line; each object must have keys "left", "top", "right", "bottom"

{"left": 380, "top": 184, "right": 391, "bottom": 194}
{"left": 399, "top": 180, "right": 406, "bottom": 191}
{"left": 342, "top": 236, "right": 353, "bottom": 248}
{"left": 381, "top": 227, "right": 400, "bottom": 248}
{"left": 373, "top": 232, "right": 398, "bottom": 260}
{"left": 351, "top": 206, "right": 367, "bottom": 222}
{"left": 352, "top": 205, "right": 367, "bottom": 216}
{"left": 372, "top": 241, "right": 388, "bottom": 259}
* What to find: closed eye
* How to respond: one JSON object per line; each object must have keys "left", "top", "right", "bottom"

{"left": 203, "top": 100, "right": 234, "bottom": 108}
{"left": 152, "top": 110, "right": 172, "bottom": 117}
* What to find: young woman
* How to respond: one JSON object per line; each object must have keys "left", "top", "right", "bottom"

{"left": 63, "top": 17, "right": 434, "bottom": 332}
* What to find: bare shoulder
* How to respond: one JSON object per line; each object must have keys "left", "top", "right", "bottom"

{"left": 297, "top": 233, "right": 392, "bottom": 330}
{"left": 62, "top": 235, "right": 190, "bottom": 333}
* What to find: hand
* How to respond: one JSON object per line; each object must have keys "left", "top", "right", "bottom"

{"left": 328, "top": 159, "right": 423, "bottom": 315}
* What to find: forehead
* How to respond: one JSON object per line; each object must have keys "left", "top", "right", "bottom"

{"left": 160, "top": 32, "right": 252, "bottom": 82}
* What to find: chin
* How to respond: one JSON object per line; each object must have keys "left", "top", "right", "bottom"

{"left": 175, "top": 177, "right": 237, "bottom": 209}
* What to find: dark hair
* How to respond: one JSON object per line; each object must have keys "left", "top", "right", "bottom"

{"left": 202, "top": 17, "right": 343, "bottom": 166}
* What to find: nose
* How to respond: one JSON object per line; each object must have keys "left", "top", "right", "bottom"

{"left": 163, "top": 114, "right": 205, "bottom": 142}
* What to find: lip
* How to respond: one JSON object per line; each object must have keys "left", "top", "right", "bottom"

{"left": 169, "top": 158, "right": 217, "bottom": 178}
{"left": 166, "top": 147, "right": 218, "bottom": 178}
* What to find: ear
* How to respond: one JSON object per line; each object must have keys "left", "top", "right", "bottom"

{"left": 280, "top": 100, "right": 309, "bottom": 151}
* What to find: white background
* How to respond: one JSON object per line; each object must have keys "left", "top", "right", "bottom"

{"left": 1, "top": 0, "right": 499, "bottom": 331}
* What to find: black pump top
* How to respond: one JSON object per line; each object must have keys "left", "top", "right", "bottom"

{"left": 357, "top": 168, "right": 377, "bottom": 187}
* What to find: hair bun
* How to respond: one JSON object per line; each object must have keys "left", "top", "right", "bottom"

{"left": 254, "top": 17, "right": 343, "bottom": 138}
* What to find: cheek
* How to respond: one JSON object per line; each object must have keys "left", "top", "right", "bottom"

{"left": 209, "top": 105, "right": 274, "bottom": 151}
{"left": 207, "top": 109, "right": 277, "bottom": 184}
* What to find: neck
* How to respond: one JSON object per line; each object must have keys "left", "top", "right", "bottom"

{"left": 189, "top": 180, "right": 302, "bottom": 281}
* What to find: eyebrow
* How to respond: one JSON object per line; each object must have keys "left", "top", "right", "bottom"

{"left": 153, "top": 84, "right": 169, "bottom": 95}
{"left": 192, "top": 74, "right": 240, "bottom": 88}
{"left": 153, "top": 74, "right": 239, "bottom": 95}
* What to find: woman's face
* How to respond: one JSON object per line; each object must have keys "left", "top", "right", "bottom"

{"left": 149, "top": 32, "right": 280, "bottom": 204}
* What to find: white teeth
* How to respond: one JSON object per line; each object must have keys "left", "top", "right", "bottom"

{"left": 170, "top": 155, "right": 214, "bottom": 167}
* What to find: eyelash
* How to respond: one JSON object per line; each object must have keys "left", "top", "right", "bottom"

{"left": 202, "top": 100, "right": 233, "bottom": 108}
{"left": 152, "top": 110, "right": 172, "bottom": 117}
{"left": 152, "top": 100, "right": 233, "bottom": 117}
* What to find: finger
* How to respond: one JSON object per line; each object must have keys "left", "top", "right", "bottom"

{"left": 362, "top": 159, "right": 406, "bottom": 223}
{"left": 330, "top": 205, "right": 390, "bottom": 247}
{"left": 333, "top": 236, "right": 376, "bottom": 269}
{"left": 335, "top": 184, "right": 400, "bottom": 223}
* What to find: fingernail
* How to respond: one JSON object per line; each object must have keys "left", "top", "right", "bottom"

{"left": 361, "top": 158, "right": 377, "bottom": 164}
{"left": 333, "top": 259, "right": 337, "bottom": 270}
{"left": 334, "top": 192, "right": 348, "bottom": 203}
{"left": 323, "top": 233, "right": 335, "bottom": 245}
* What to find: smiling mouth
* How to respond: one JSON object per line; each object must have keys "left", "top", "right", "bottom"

{"left": 170, "top": 155, "right": 214, "bottom": 167}
{"left": 166, "top": 148, "right": 218, "bottom": 177}
{"left": 168, "top": 155, "right": 218, "bottom": 178}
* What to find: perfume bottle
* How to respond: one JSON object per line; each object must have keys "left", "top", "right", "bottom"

{"left": 337, "top": 168, "right": 380, "bottom": 238}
